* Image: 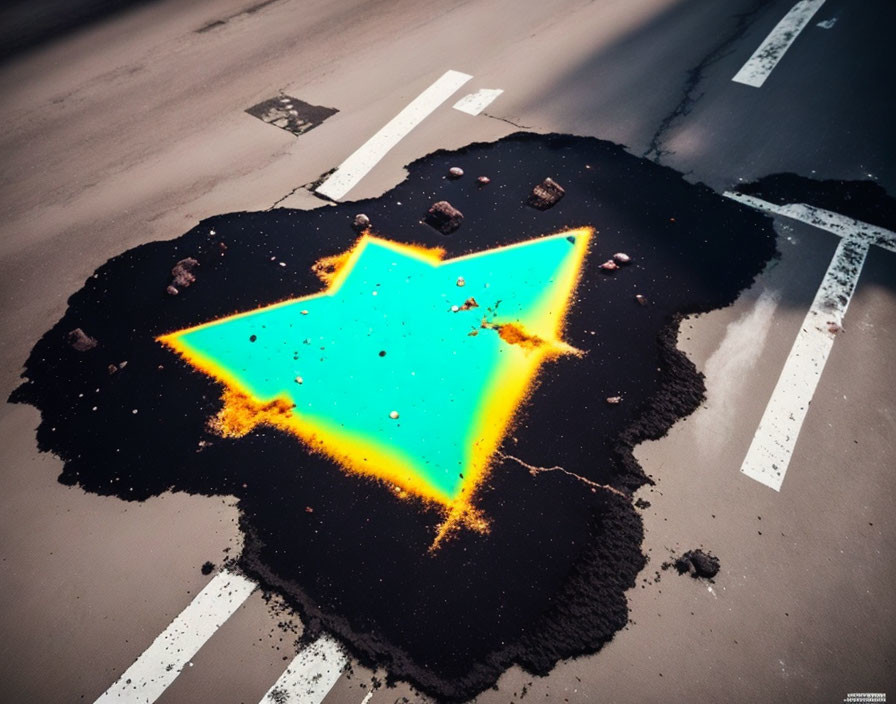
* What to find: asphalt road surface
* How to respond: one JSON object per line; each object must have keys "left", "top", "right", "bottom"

{"left": 1, "top": 1, "right": 894, "bottom": 702}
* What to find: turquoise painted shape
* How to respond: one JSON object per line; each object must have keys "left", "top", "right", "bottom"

{"left": 170, "top": 233, "right": 585, "bottom": 500}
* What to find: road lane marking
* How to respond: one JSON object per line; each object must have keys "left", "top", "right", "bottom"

{"left": 723, "top": 191, "right": 896, "bottom": 490}
{"left": 94, "top": 570, "right": 256, "bottom": 704}
{"left": 732, "top": 0, "right": 826, "bottom": 87}
{"left": 316, "top": 70, "right": 472, "bottom": 201}
{"left": 259, "top": 634, "right": 347, "bottom": 704}
{"left": 453, "top": 88, "right": 504, "bottom": 116}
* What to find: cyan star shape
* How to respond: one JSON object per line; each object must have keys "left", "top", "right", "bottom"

{"left": 159, "top": 228, "right": 592, "bottom": 540}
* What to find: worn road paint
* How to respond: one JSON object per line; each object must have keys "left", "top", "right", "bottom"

{"left": 723, "top": 191, "right": 896, "bottom": 490}
{"left": 159, "top": 229, "right": 592, "bottom": 542}
{"left": 732, "top": 0, "right": 826, "bottom": 87}
{"left": 453, "top": 88, "right": 504, "bottom": 116}
{"left": 316, "top": 70, "right": 472, "bottom": 201}
{"left": 259, "top": 635, "right": 347, "bottom": 704}
{"left": 94, "top": 570, "right": 256, "bottom": 704}
{"left": 816, "top": 16, "right": 837, "bottom": 29}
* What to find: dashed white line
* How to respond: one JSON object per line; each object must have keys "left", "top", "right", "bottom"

{"left": 94, "top": 570, "right": 257, "bottom": 704}
{"left": 258, "top": 634, "right": 347, "bottom": 704}
{"left": 732, "top": 0, "right": 826, "bottom": 87}
{"left": 723, "top": 191, "right": 896, "bottom": 490}
{"left": 452, "top": 88, "right": 504, "bottom": 116}
{"left": 316, "top": 69, "right": 472, "bottom": 201}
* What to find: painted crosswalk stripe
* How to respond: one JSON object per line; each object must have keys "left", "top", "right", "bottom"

{"left": 259, "top": 634, "right": 347, "bottom": 704}
{"left": 94, "top": 570, "right": 256, "bottom": 704}
{"left": 723, "top": 191, "right": 896, "bottom": 490}
{"left": 316, "top": 69, "right": 472, "bottom": 201}
{"left": 732, "top": 0, "right": 826, "bottom": 87}
{"left": 453, "top": 88, "right": 504, "bottom": 116}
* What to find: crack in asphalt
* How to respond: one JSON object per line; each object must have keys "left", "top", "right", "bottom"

{"left": 495, "top": 450, "right": 628, "bottom": 499}
{"left": 643, "top": 0, "right": 776, "bottom": 163}
{"left": 482, "top": 112, "right": 533, "bottom": 130}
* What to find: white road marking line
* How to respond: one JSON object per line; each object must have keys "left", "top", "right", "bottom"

{"left": 360, "top": 690, "right": 375, "bottom": 704}
{"left": 316, "top": 70, "right": 472, "bottom": 201}
{"left": 452, "top": 88, "right": 504, "bottom": 116}
{"left": 259, "top": 634, "right": 347, "bottom": 704}
{"left": 94, "top": 570, "right": 257, "bottom": 704}
{"left": 732, "top": 0, "right": 826, "bottom": 87}
{"left": 723, "top": 191, "right": 896, "bottom": 490}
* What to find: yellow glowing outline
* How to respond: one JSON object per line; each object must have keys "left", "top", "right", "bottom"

{"left": 158, "top": 228, "right": 593, "bottom": 544}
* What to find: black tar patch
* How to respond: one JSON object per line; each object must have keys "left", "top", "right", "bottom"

{"left": 10, "top": 133, "right": 777, "bottom": 701}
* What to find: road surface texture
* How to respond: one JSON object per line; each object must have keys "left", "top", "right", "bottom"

{"left": 0, "top": 1, "right": 893, "bottom": 703}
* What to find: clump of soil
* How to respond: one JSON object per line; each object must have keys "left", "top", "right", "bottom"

{"left": 672, "top": 550, "right": 720, "bottom": 580}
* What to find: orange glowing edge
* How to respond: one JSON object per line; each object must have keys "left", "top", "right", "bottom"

{"left": 157, "top": 227, "right": 593, "bottom": 547}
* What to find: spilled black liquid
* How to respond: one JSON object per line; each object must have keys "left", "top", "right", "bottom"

{"left": 10, "top": 133, "right": 777, "bottom": 701}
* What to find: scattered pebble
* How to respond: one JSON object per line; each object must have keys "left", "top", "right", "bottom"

{"left": 295, "top": 377, "right": 303, "bottom": 384}
{"left": 451, "top": 305, "right": 460, "bottom": 312}
{"left": 527, "top": 177, "right": 565, "bottom": 210}
{"left": 635, "top": 294, "right": 647, "bottom": 305}
{"left": 456, "top": 277, "right": 466, "bottom": 287}
{"left": 67, "top": 328, "right": 98, "bottom": 352}
{"left": 477, "top": 176, "right": 490, "bottom": 186}
{"left": 599, "top": 260, "right": 619, "bottom": 271}
{"left": 352, "top": 213, "right": 370, "bottom": 232}
{"left": 425, "top": 201, "right": 464, "bottom": 234}
{"left": 170, "top": 257, "right": 199, "bottom": 290}
{"left": 166, "top": 285, "right": 179, "bottom": 296}
{"left": 201, "top": 561, "right": 215, "bottom": 575}
{"left": 448, "top": 167, "right": 464, "bottom": 178}
{"left": 389, "top": 410, "right": 400, "bottom": 419}
{"left": 606, "top": 396, "right": 622, "bottom": 404}
{"left": 613, "top": 252, "right": 632, "bottom": 264}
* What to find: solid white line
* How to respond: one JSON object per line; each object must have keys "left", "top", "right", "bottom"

{"left": 452, "top": 88, "right": 504, "bottom": 116}
{"left": 721, "top": 190, "right": 896, "bottom": 490}
{"left": 739, "top": 235, "right": 869, "bottom": 490}
{"left": 259, "top": 634, "right": 347, "bottom": 704}
{"left": 732, "top": 0, "right": 826, "bottom": 87}
{"left": 316, "top": 70, "right": 472, "bottom": 201}
{"left": 94, "top": 570, "right": 257, "bottom": 704}
{"left": 360, "top": 691, "right": 375, "bottom": 704}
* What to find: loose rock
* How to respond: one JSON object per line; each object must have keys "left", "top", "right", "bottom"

{"left": 613, "top": 252, "right": 632, "bottom": 264}
{"left": 635, "top": 294, "right": 647, "bottom": 305}
{"left": 599, "top": 260, "right": 619, "bottom": 272}
{"left": 477, "top": 176, "right": 491, "bottom": 186}
{"left": 166, "top": 285, "right": 179, "bottom": 296}
{"left": 67, "top": 328, "right": 97, "bottom": 352}
{"left": 606, "top": 396, "right": 622, "bottom": 404}
{"left": 352, "top": 213, "right": 371, "bottom": 232}
{"left": 170, "top": 257, "right": 199, "bottom": 290}
{"left": 425, "top": 201, "right": 464, "bottom": 234}
{"left": 448, "top": 167, "right": 464, "bottom": 178}
{"left": 527, "top": 177, "right": 565, "bottom": 210}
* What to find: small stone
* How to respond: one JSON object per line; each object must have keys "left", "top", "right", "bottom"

{"left": 352, "top": 213, "right": 371, "bottom": 232}
{"left": 389, "top": 410, "right": 400, "bottom": 419}
{"left": 448, "top": 167, "right": 464, "bottom": 178}
{"left": 67, "top": 328, "right": 98, "bottom": 352}
{"left": 107, "top": 364, "right": 118, "bottom": 375}
{"left": 527, "top": 177, "right": 565, "bottom": 210}
{"left": 477, "top": 176, "right": 490, "bottom": 186}
{"left": 170, "top": 257, "right": 199, "bottom": 289}
{"left": 635, "top": 294, "right": 647, "bottom": 305}
{"left": 599, "top": 260, "right": 619, "bottom": 271}
{"left": 201, "top": 561, "right": 215, "bottom": 575}
{"left": 166, "top": 285, "right": 179, "bottom": 296}
{"left": 295, "top": 376, "right": 303, "bottom": 384}
{"left": 424, "top": 201, "right": 464, "bottom": 234}
{"left": 606, "top": 396, "right": 622, "bottom": 404}
{"left": 451, "top": 305, "right": 460, "bottom": 312}
{"left": 456, "top": 277, "right": 466, "bottom": 287}
{"left": 301, "top": 310, "right": 309, "bottom": 315}
{"left": 613, "top": 252, "right": 632, "bottom": 264}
